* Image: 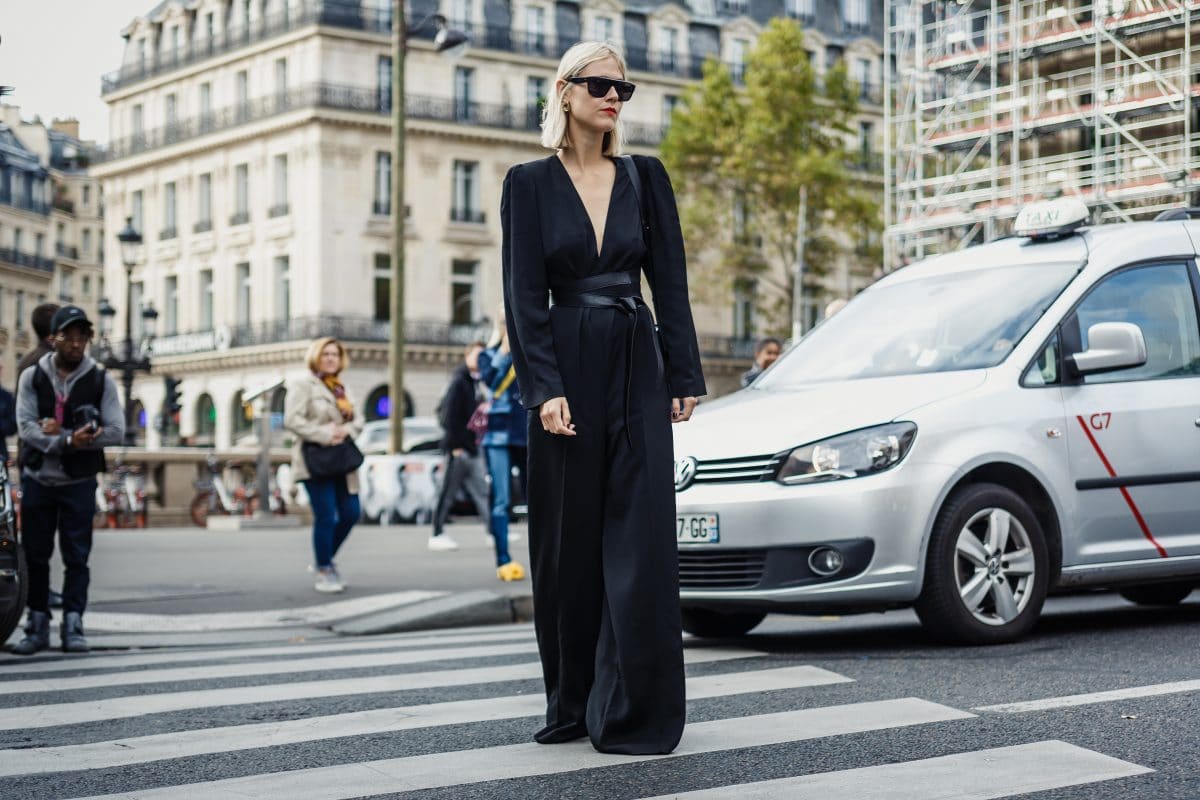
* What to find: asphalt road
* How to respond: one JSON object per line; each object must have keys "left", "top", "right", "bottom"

{"left": 1, "top": 590, "right": 1197, "bottom": 799}
{"left": 49, "top": 520, "right": 534, "bottom": 615}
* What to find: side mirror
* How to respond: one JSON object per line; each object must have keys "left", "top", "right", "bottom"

{"left": 1070, "top": 321, "right": 1147, "bottom": 375}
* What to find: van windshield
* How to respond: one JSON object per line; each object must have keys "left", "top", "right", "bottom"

{"left": 758, "top": 262, "right": 1080, "bottom": 386}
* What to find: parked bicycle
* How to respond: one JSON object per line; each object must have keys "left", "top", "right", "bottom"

{"left": 94, "top": 463, "right": 147, "bottom": 529}
{"left": 0, "top": 459, "right": 27, "bottom": 646}
{"left": 190, "top": 453, "right": 286, "bottom": 527}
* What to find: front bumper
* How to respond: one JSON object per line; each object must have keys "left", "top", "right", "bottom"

{"left": 675, "top": 460, "right": 960, "bottom": 612}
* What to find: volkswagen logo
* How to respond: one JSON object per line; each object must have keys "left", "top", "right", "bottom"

{"left": 674, "top": 457, "right": 698, "bottom": 492}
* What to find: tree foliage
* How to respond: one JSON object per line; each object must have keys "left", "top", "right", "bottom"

{"left": 660, "top": 18, "right": 881, "bottom": 334}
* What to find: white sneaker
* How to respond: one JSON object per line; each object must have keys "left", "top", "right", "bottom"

{"left": 427, "top": 535, "right": 460, "bottom": 551}
{"left": 314, "top": 571, "right": 345, "bottom": 593}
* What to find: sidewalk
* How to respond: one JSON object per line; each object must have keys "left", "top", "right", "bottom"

{"left": 5, "top": 520, "right": 532, "bottom": 650}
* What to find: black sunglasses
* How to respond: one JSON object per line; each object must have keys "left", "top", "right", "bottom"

{"left": 566, "top": 76, "right": 636, "bottom": 102}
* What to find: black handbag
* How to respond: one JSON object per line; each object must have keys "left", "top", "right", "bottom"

{"left": 301, "top": 439, "right": 364, "bottom": 479}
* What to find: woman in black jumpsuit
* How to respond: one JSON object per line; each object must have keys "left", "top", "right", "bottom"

{"left": 501, "top": 41, "right": 706, "bottom": 755}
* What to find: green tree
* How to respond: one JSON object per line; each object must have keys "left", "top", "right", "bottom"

{"left": 660, "top": 18, "right": 881, "bottom": 335}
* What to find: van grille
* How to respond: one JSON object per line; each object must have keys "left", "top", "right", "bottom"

{"left": 693, "top": 453, "right": 783, "bottom": 485}
{"left": 678, "top": 549, "right": 766, "bottom": 589}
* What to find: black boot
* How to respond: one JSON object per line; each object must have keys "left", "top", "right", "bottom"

{"left": 61, "top": 611, "right": 89, "bottom": 653}
{"left": 10, "top": 610, "right": 51, "bottom": 656}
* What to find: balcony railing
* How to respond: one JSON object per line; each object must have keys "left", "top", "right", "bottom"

{"left": 55, "top": 242, "right": 80, "bottom": 259}
{"left": 230, "top": 211, "right": 250, "bottom": 226}
{"left": 53, "top": 196, "right": 75, "bottom": 214}
{"left": 163, "top": 314, "right": 758, "bottom": 359}
{"left": 268, "top": 203, "right": 290, "bottom": 218}
{"left": 100, "top": 1, "right": 396, "bottom": 94}
{"left": 0, "top": 193, "right": 51, "bottom": 215}
{"left": 0, "top": 247, "right": 55, "bottom": 273}
{"left": 450, "top": 208, "right": 486, "bottom": 224}
{"left": 194, "top": 219, "right": 213, "bottom": 233}
{"left": 97, "top": 82, "right": 673, "bottom": 164}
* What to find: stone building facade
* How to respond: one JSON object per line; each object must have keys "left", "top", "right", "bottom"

{"left": 93, "top": 0, "right": 883, "bottom": 448}
{"left": 0, "top": 108, "right": 104, "bottom": 385}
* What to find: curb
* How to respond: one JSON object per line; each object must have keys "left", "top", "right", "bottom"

{"left": 333, "top": 590, "right": 534, "bottom": 635}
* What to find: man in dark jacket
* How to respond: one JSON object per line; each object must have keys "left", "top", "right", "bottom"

{"left": 11, "top": 307, "right": 124, "bottom": 655}
{"left": 429, "top": 341, "right": 490, "bottom": 551}
{"left": 0, "top": 365, "right": 15, "bottom": 463}
{"left": 16, "top": 303, "right": 61, "bottom": 383}
{"left": 15, "top": 303, "right": 65, "bottom": 609}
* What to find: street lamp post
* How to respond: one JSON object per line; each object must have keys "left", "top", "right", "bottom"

{"left": 389, "top": 4, "right": 469, "bottom": 455}
{"left": 98, "top": 217, "right": 158, "bottom": 447}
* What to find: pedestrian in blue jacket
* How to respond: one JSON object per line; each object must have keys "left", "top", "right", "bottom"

{"left": 480, "top": 318, "right": 527, "bottom": 581}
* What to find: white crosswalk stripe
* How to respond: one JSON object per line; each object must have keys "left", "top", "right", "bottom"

{"left": 0, "top": 666, "right": 850, "bottom": 777}
{"left": 0, "top": 646, "right": 755, "bottom": 731}
{"left": 0, "top": 626, "right": 1154, "bottom": 799}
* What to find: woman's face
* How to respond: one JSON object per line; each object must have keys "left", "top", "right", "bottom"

{"left": 319, "top": 344, "right": 342, "bottom": 375}
{"left": 559, "top": 56, "right": 625, "bottom": 137}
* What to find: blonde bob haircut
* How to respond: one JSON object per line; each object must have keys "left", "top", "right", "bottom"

{"left": 306, "top": 336, "right": 349, "bottom": 375}
{"left": 541, "top": 41, "right": 628, "bottom": 156}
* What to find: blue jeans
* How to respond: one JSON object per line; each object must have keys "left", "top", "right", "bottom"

{"left": 303, "top": 475, "right": 360, "bottom": 569}
{"left": 485, "top": 446, "right": 512, "bottom": 567}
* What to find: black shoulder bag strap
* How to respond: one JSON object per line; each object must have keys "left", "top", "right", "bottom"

{"left": 620, "top": 154, "right": 669, "bottom": 373}
{"left": 619, "top": 155, "right": 650, "bottom": 247}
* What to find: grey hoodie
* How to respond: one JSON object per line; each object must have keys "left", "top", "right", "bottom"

{"left": 16, "top": 352, "right": 125, "bottom": 486}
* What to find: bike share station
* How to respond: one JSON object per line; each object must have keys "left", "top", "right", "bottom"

{"left": 203, "top": 379, "right": 300, "bottom": 531}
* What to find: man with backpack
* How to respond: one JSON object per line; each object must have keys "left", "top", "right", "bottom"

{"left": 10, "top": 306, "right": 124, "bottom": 654}
{"left": 428, "top": 340, "right": 490, "bottom": 551}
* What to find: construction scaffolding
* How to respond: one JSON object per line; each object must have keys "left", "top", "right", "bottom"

{"left": 885, "top": 0, "right": 1200, "bottom": 266}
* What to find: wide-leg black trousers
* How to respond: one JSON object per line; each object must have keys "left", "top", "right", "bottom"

{"left": 526, "top": 304, "right": 685, "bottom": 755}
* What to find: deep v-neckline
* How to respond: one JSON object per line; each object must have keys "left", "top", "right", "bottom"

{"left": 554, "top": 155, "right": 619, "bottom": 260}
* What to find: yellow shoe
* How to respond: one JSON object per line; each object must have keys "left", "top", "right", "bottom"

{"left": 497, "top": 561, "right": 526, "bottom": 582}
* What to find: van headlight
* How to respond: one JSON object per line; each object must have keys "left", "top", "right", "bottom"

{"left": 775, "top": 423, "right": 917, "bottom": 485}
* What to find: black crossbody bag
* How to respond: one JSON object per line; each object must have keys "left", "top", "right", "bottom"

{"left": 302, "top": 439, "right": 364, "bottom": 479}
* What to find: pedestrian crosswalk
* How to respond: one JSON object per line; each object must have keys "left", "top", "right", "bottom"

{"left": 0, "top": 623, "right": 1155, "bottom": 799}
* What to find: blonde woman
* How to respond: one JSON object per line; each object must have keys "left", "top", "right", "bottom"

{"left": 284, "top": 338, "right": 364, "bottom": 593}
{"left": 501, "top": 41, "right": 706, "bottom": 755}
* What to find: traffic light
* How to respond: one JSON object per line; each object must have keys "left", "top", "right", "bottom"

{"left": 164, "top": 376, "right": 183, "bottom": 415}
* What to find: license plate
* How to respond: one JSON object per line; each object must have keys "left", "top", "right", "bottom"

{"left": 677, "top": 513, "right": 719, "bottom": 543}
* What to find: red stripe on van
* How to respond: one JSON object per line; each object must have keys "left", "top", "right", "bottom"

{"left": 1075, "top": 415, "right": 1168, "bottom": 558}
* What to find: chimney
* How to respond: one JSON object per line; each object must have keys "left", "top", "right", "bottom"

{"left": 52, "top": 118, "right": 80, "bottom": 139}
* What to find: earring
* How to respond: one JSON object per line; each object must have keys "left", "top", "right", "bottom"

{"left": 561, "top": 101, "right": 570, "bottom": 113}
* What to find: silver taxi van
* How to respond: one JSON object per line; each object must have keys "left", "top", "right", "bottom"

{"left": 672, "top": 198, "right": 1200, "bottom": 644}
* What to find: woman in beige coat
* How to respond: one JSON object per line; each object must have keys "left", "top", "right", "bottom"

{"left": 284, "top": 337, "right": 364, "bottom": 593}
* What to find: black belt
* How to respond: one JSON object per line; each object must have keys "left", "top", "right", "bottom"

{"left": 551, "top": 272, "right": 645, "bottom": 447}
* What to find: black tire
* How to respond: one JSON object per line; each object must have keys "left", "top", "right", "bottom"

{"left": 1119, "top": 582, "right": 1195, "bottom": 606}
{"left": 0, "top": 544, "right": 28, "bottom": 646}
{"left": 681, "top": 609, "right": 766, "bottom": 638}
{"left": 915, "top": 483, "right": 1050, "bottom": 645}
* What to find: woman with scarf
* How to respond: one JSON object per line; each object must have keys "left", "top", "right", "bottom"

{"left": 284, "top": 337, "right": 365, "bottom": 593}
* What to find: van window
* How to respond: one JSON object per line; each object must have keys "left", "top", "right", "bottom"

{"left": 759, "top": 262, "right": 1078, "bottom": 386}
{"left": 1069, "top": 263, "right": 1200, "bottom": 384}
{"left": 1022, "top": 332, "right": 1061, "bottom": 387}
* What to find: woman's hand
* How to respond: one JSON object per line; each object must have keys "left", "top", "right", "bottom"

{"left": 330, "top": 424, "right": 348, "bottom": 444}
{"left": 539, "top": 397, "right": 577, "bottom": 436}
{"left": 671, "top": 397, "right": 698, "bottom": 423}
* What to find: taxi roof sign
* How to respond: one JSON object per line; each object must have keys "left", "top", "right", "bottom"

{"left": 1014, "top": 197, "right": 1090, "bottom": 241}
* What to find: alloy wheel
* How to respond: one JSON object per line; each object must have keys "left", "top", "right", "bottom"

{"left": 954, "top": 508, "right": 1037, "bottom": 626}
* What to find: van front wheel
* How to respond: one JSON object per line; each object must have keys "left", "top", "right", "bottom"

{"left": 915, "top": 483, "right": 1049, "bottom": 645}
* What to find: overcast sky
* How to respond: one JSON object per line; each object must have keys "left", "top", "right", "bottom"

{"left": 1, "top": 0, "right": 152, "bottom": 143}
